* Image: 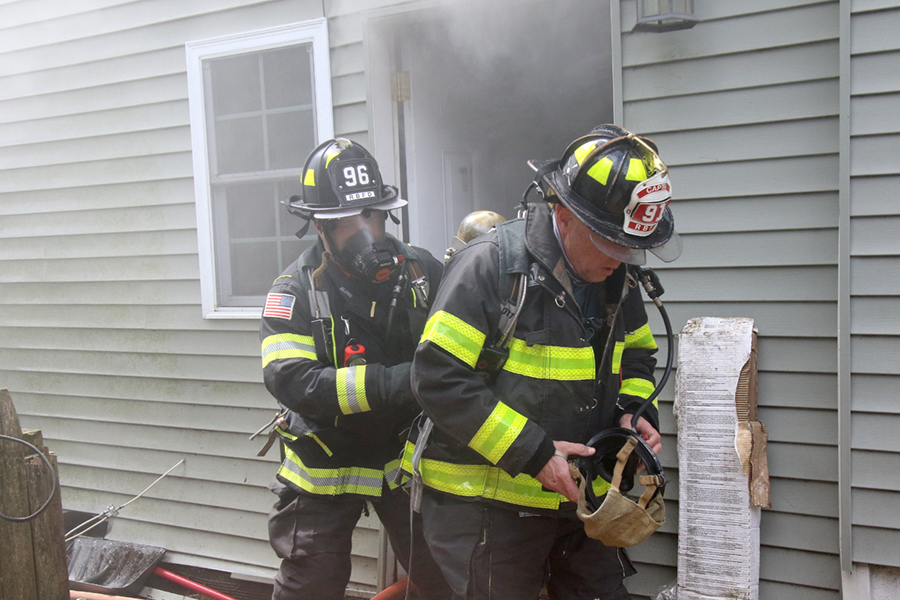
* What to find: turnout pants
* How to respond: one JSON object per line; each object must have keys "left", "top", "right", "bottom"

{"left": 268, "top": 481, "right": 451, "bottom": 600}
{"left": 420, "top": 491, "right": 636, "bottom": 600}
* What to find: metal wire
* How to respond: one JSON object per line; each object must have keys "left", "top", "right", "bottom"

{"left": 0, "top": 433, "right": 58, "bottom": 523}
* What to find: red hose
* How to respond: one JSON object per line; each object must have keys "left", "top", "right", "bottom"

{"left": 371, "top": 576, "right": 415, "bottom": 600}
{"left": 154, "top": 567, "right": 239, "bottom": 600}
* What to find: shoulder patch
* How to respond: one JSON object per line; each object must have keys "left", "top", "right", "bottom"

{"left": 264, "top": 293, "right": 296, "bottom": 320}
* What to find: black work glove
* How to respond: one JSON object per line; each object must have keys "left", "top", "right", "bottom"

{"left": 385, "top": 362, "right": 418, "bottom": 410}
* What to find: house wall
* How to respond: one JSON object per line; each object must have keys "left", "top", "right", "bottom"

{"left": 618, "top": 1, "right": 844, "bottom": 598}
{"left": 0, "top": 0, "right": 388, "bottom": 593}
{"left": 848, "top": 0, "right": 900, "bottom": 571}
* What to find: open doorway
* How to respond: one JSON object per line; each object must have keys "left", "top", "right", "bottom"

{"left": 368, "top": 0, "right": 614, "bottom": 258}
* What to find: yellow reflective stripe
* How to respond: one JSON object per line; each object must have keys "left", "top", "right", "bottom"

{"left": 278, "top": 445, "right": 383, "bottom": 496}
{"left": 587, "top": 156, "right": 615, "bottom": 185}
{"left": 307, "top": 433, "right": 333, "bottom": 456}
{"left": 384, "top": 458, "right": 405, "bottom": 490}
{"left": 303, "top": 168, "right": 315, "bottom": 186}
{"left": 624, "top": 324, "right": 657, "bottom": 350}
{"left": 275, "top": 426, "right": 297, "bottom": 441}
{"left": 401, "top": 444, "right": 610, "bottom": 509}
{"left": 574, "top": 141, "right": 598, "bottom": 165}
{"left": 620, "top": 377, "right": 656, "bottom": 401}
{"left": 336, "top": 365, "right": 370, "bottom": 415}
{"left": 262, "top": 333, "right": 317, "bottom": 368}
{"left": 420, "top": 310, "right": 486, "bottom": 368}
{"left": 325, "top": 150, "right": 340, "bottom": 167}
{"left": 469, "top": 401, "right": 527, "bottom": 464}
{"left": 504, "top": 338, "right": 595, "bottom": 380}
{"left": 625, "top": 158, "right": 648, "bottom": 181}
{"left": 611, "top": 341, "right": 624, "bottom": 375}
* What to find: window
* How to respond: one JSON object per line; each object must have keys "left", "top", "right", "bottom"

{"left": 186, "top": 20, "right": 333, "bottom": 318}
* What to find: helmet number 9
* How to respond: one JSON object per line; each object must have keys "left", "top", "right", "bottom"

{"left": 343, "top": 165, "right": 370, "bottom": 187}
{"left": 641, "top": 204, "right": 659, "bottom": 223}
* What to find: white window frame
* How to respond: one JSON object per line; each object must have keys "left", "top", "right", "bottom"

{"left": 186, "top": 20, "right": 334, "bottom": 319}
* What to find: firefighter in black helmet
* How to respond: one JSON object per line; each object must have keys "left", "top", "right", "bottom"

{"left": 260, "top": 138, "right": 450, "bottom": 600}
{"left": 409, "top": 125, "right": 680, "bottom": 600}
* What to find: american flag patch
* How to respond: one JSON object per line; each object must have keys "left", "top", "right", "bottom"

{"left": 264, "top": 293, "right": 295, "bottom": 320}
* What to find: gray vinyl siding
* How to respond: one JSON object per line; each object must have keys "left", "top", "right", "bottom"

{"left": 0, "top": 0, "right": 370, "bottom": 586}
{"left": 620, "top": 0, "right": 842, "bottom": 597}
{"left": 849, "top": 0, "right": 900, "bottom": 568}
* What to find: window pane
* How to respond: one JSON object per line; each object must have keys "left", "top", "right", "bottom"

{"left": 229, "top": 241, "right": 279, "bottom": 298}
{"left": 216, "top": 116, "right": 265, "bottom": 174}
{"left": 225, "top": 182, "right": 277, "bottom": 238}
{"left": 210, "top": 53, "right": 261, "bottom": 115}
{"left": 264, "top": 44, "right": 313, "bottom": 109}
{"left": 267, "top": 109, "right": 314, "bottom": 170}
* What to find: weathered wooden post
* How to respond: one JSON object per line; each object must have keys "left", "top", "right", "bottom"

{"left": 0, "top": 388, "right": 69, "bottom": 600}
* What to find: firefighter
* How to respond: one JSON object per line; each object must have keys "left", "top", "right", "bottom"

{"left": 260, "top": 138, "right": 451, "bottom": 600}
{"left": 407, "top": 125, "right": 682, "bottom": 600}
{"left": 444, "top": 210, "right": 507, "bottom": 261}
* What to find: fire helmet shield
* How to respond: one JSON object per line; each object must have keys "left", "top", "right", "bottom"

{"left": 530, "top": 125, "right": 682, "bottom": 263}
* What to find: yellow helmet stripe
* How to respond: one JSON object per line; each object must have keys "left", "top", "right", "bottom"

{"left": 574, "top": 141, "right": 598, "bottom": 165}
{"left": 625, "top": 158, "right": 648, "bottom": 181}
{"left": 587, "top": 156, "right": 615, "bottom": 186}
{"left": 303, "top": 168, "right": 315, "bottom": 186}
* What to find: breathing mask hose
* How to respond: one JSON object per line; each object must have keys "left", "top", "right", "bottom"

{"left": 385, "top": 260, "right": 409, "bottom": 346}
{"left": 629, "top": 266, "right": 674, "bottom": 431}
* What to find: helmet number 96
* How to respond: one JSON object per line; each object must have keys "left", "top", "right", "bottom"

{"left": 343, "top": 165, "right": 370, "bottom": 187}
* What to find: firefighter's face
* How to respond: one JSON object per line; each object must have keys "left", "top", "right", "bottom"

{"left": 555, "top": 205, "right": 622, "bottom": 282}
{"left": 316, "top": 209, "right": 387, "bottom": 254}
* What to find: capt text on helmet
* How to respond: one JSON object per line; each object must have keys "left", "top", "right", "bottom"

{"left": 259, "top": 138, "right": 451, "bottom": 600}
{"left": 407, "top": 125, "right": 682, "bottom": 600}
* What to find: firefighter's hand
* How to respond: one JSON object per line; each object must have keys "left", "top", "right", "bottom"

{"left": 619, "top": 414, "right": 662, "bottom": 472}
{"left": 535, "top": 441, "right": 595, "bottom": 503}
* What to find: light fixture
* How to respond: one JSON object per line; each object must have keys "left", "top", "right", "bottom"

{"left": 633, "top": 0, "right": 698, "bottom": 33}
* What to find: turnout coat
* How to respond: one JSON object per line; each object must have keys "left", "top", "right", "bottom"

{"left": 408, "top": 201, "right": 659, "bottom": 514}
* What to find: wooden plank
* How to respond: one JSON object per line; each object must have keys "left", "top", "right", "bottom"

{"left": 654, "top": 302, "right": 836, "bottom": 337}
{"left": 0, "top": 348, "right": 261, "bottom": 384}
{"left": 626, "top": 80, "right": 839, "bottom": 133}
{"left": 852, "top": 489, "right": 900, "bottom": 528}
{"left": 0, "top": 100, "right": 190, "bottom": 147}
{"left": 659, "top": 229, "right": 836, "bottom": 269}
{"left": 759, "top": 580, "right": 840, "bottom": 600}
{"left": 760, "top": 511, "right": 839, "bottom": 554}
{"left": 0, "top": 388, "right": 39, "bottom": 600}
{"left": 669, "top": 192, "right": 837, "bottom": 233}
{"left": 650, "top": 120, "right": 839, "bottom": 166}
{"left": 0, "top": 254, "right": 200, "bottom": 284}
{"left": 671, "top": 155, "right": 839, "bottom": 201}
{"left": 329, "top": 41, "right": 364, "bottom": 78}
{"left": 0, "top": 372, "right": 263, "bottom": 409}
{"left": 0, "top": 215, "right": 197, "bottom": 252}
{"left": 0, "top": 327, "right": 260, "bottom": 359}
{"left": 851, "top": 175, "right": 900, "bottom": 217}
{"left": 624, "top": 40, "right": 838, "bottom": 101}
{"left": 850, "top": 134, "right": 900, "bottom": 176}
{"left": 852, "top": 449, "right": 900, "bottom": 491}
{"left": 851, "top": 93, "right": 900, "bottom": 136}
{"left": 851, "top": 336, "right": 900, "bottom": 375}
{"left": 852, "top": 526, "right": 900, "bottom": 567}
{"left": 0, "top": 74, "right": 188, "bottom": 128}
{"left": 851, "top": 374, "right": 900, "bottom": 414}
{"left": 622, "top": 2, "right": 837, "bottom": 66}
{"left": 0, "top": 178, "right": 194, "bottom": 214}
{"left": 758, "top": 337, "right": 837, "bottom": 374}
{"left": 768, "top": 442, "right": 838, "bottom": 482}
{"left": 0, "top": 47, "right": 187, "bottom": 103}
{"left": 333, "top": 101, "right": 368, "bottom": 134}
{"left": 0, "top": 304, "right": 255, "bottom": 331}
{"left": 0, "top": 152, "right": 193, "bottom": 193}
{"left": 851, "top": 7, "right": 900, "bottom": 54}
{"left": 759, "top": 546, "right": 841, "bottom": 589}
{"left": 850, "top": 51, "right": 900, "bottom": 95}
{"left": 850, "top": 215, "right": 900, "bottom": 254}
{"left": 851, "top": 256, "right": 900, "bottom": 294}
{"left": 331, "top": 72, "right": 367, "bottom": 106}
{"left": 0, "top": 280, "right": 200, "bottom": 306}
{"left": 851, "top": 413, "right": 900, "bottom": 451}
{"left": 26, "top": 450, "right": 68, "bottom": 600}
{"left": 758, "top": 406, "right": 837, "bottom": 445}
{"left": 851, "top": 298, "right": 900, "bottom": 335}
{"left": 0, "top": 126, "right": 192, "bottom": 170}
{"left": 645, "top": 266, "right": 836, "bottom": 301}
{"left": 0, "top": 0, "right": 130, "bottom": 30}
{"left": 767, "top": 478, "right": 838, "bottom": 518}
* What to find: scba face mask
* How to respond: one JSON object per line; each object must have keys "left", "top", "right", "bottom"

{"left": 325, "top": 211, "right": 402, "bottom": 284}
{"left": 574, "top": 434, "right": 666, "bottom": 548}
